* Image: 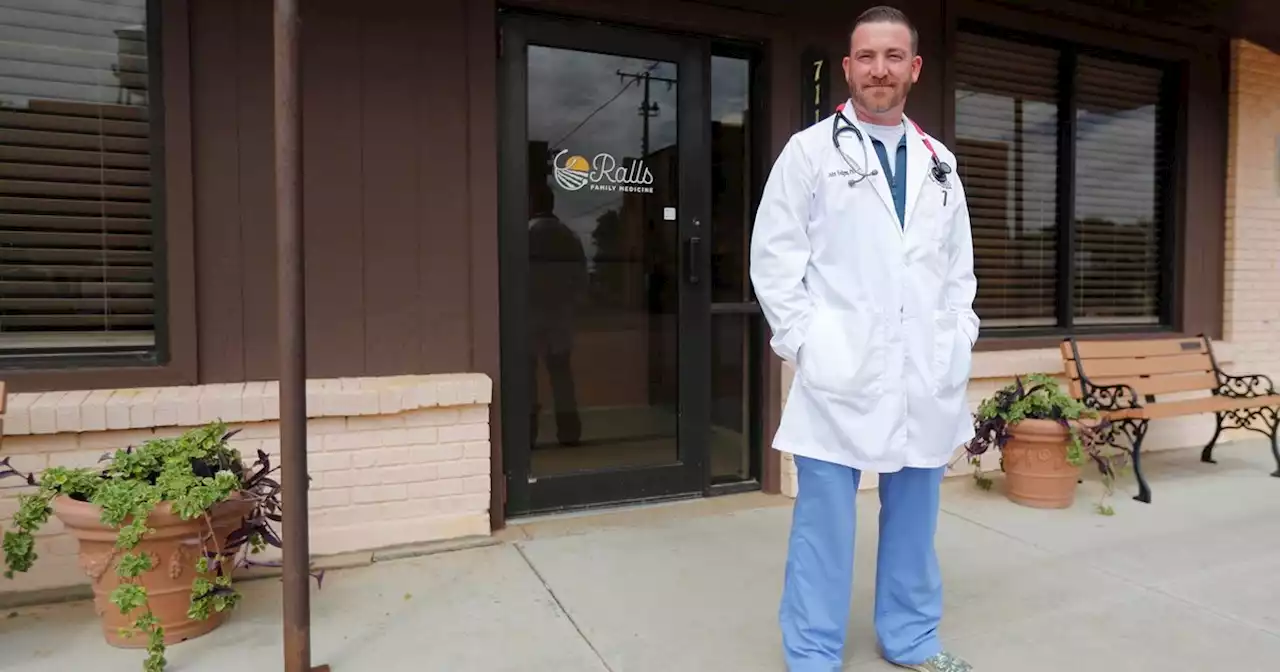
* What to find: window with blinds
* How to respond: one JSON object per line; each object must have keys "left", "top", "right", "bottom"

{"left": 955, "top": 33, "right": 1061, "bottom": 329}
{"left": 1073, "top": 56, "right": 1166, "bottom": 325}
{"left": 0, "top": 0, "right": 158, "bottom": 356}
{"left": 954, "top": 28, "right": 1173, "bottom": 334}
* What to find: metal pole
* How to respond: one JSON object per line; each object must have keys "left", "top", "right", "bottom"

{"left": 272, "top": 1, "right": 325, "bottom": 670}
{"left": 641, "top": 71, "right": 650, "bottom": 158}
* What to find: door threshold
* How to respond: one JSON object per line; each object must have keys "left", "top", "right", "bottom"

{"left": 507, "top": 491, "right": 702, "bottom": 525}
{"left": 502, "top": 488, "right": 788, "bottom": 541}
{"left": 508, "top": 478, "right": 762, "bottom": 523}
{"left": 708, "top": 479, "right": 761, "bottom": 496}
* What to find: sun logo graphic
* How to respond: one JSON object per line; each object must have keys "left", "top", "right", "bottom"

{"left": 553, "top": 150, "right": 591, "bottom": 191}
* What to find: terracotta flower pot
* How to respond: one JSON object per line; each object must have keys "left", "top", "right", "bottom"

{"left": 1000, "top": 419, "right": 1081, "bottom": 509}
{"left": 53, "top": 495, "right": 254, "bottom": 648}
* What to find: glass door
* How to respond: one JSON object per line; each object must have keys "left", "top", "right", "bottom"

{"left": 707, "top": 49, "right": 765, "bottom": 491}
{"left": 498, "top": 13, "right": 711, "bottom": 515}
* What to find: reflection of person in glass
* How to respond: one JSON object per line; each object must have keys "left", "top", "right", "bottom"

{"left": 528, "top": 180, "right": 586, "bottom": 448}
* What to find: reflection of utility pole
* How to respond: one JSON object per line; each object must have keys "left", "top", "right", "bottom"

{"left": 616, "top": 67, "right": 676, "bottom": 409}
{"left": 617, "top": 68, "right": 676, "bottom": 158}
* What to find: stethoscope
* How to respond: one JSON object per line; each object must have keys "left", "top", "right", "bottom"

{"left": 830, "top": 109, "right": 878, "bottom": 187}
{"left": 831, "top": 103, "right": 953, "bottom": 190}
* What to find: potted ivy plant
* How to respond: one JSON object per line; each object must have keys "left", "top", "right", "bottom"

{"left": 1, "top": 421, "right": 318, "bottom": 672}
{"left": 964, "top": 373, "right": 1125, "bottom": 514}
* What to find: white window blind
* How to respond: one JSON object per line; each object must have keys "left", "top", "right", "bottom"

{"left": 0, "top": 0, "right": 156, "bottom": 355}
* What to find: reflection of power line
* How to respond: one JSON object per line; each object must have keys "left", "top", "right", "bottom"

{"left": 552, "top": 78, "right": 638, "bottom": 149}
{"left": 616, "top": 67, "right": 676, "bottom": 158}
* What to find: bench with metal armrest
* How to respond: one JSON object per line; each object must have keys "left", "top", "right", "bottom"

{"left": 1059, "top": 335, "right": 1280, "bottom": 504}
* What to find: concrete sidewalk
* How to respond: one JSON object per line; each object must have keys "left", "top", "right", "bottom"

{"left": 4, "top": 442, "right": 1280, "bottom": 671}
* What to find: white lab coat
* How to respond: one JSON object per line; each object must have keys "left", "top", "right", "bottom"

{"left": 749, "top": 103, "right": 979, "bottom": 473}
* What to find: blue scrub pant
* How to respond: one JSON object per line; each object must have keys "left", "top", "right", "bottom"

{"left": 780, "top": 455, "right": 945, "bottom": 672}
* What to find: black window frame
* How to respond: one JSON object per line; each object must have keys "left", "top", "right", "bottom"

{"left": 953, "top": 20, "right": 1184, "bottom": 342}
{"left": 0, "top": 0, "right": 170, "bottom": 372}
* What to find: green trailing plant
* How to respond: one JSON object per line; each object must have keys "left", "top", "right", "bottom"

{"left": 1, "top": 422, "right": 321, "bottom": 672}
{"left": 963, "top": 373, "right": 1128, "bottom": 515}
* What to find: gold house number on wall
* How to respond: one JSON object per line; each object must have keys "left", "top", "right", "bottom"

{"left": 802, "top": 48, "right": 831, "bottom": 127}
{"left": 812, "top": 58, "right": 824, "bottom": 125}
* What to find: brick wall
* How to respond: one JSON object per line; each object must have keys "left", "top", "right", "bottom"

{"left": 0, "top": 374, "right": 492, "bottom": 597}
{"left": 1224, "top": 40, "right": 1280, "bottom": 391}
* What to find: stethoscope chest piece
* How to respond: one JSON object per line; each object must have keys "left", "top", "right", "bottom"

{"left": 931, "top": 159, "right": 953, "bottom": 188}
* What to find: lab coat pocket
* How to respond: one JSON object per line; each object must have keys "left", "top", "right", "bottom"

{"left": 908, "top": 186, "right": 950, "bottom": 260}
{"left": 799, "top": 307, "right": 884, "bottom": 397}
{"left": 931, "top": 310, "right": 972, "bottom": 395}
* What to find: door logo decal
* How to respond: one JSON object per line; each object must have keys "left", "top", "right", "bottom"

{"left": 553, "top": 149, "right": 655, "bottom": 194}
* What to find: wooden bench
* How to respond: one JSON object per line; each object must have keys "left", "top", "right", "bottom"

{"left": 1060, "top": 335, "right": 1280, "bottom": 503}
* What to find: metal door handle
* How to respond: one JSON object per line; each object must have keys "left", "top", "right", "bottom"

{"left": 685, "top": 236, "right": 702, "bottom": 284}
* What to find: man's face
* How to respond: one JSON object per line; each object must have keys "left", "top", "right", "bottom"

{"left": 842, "top": 21, "right": 921, "bottom": 117}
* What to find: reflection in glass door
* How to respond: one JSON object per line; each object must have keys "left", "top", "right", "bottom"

{"left": 709, "top": 51, "right": 764, "bottom": 488}
{"left": 499, "top": 14, "right": 711, "bottom": 515}
{"left": 526, "top": 45, "right": 680, "bottom": 475}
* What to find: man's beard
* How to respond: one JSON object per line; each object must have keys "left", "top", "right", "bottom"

{"left": 850, "top": 79, "right": 912, "bottom": 115}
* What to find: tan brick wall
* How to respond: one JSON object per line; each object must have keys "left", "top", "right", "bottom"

{"left": 1224, "top": 40, "right": 1280, "bottom": 393}
{"left": 0, "top": 374, "right": 492, "bottom": 596}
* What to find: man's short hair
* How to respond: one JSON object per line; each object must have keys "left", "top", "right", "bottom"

{"left": 851, "top": 5, "right": 919, "bottom": 55}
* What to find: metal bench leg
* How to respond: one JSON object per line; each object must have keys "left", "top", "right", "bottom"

{"left": 1130, "top": 420, "right": 1152, "bottom": 504}
{"left": 1269, "top": 415, "right": 1280, "bottom": 478}
{"left": 1201, "top": 411, "right": 1225, "bottom": 464}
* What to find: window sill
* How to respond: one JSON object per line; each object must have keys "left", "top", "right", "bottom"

{"left": 973, "top": 325, "right": 1192, "bottom": 352}
{"left": 971, "top": 338, "right": 1235, "bottom": 380}
{"left": 0, "top": 350, "right": 159, "bottom": 372}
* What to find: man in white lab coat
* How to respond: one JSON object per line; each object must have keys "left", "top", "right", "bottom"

{"left": 749, "top": 6, "right": 978, "bottom": 672}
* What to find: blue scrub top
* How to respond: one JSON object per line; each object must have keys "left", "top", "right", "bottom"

{"left": 871, "top": 135, "right": 907, "bottom": 227}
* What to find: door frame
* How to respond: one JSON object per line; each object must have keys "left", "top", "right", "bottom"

{"left": 497, "top": 10, "right": 713, "bottom": 517}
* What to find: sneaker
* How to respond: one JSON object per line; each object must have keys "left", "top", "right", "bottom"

{"left": 889, "top": 651, "right": 972, "bottom": 672}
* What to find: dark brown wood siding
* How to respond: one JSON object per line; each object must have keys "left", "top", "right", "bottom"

{"left": 190, "top": 0, "right": 480, "bottom": 382}
{"left": 2, "top": 0, "right": 1235, "bottom": 400}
